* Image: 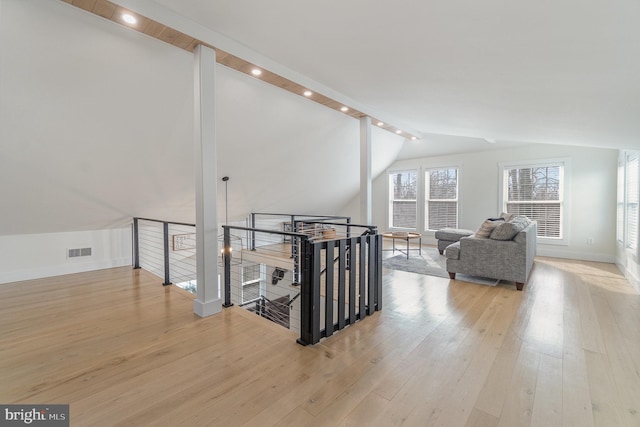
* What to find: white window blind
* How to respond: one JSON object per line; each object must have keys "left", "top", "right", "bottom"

{"left": 504, "top": 164, "right": 563, "bottom": 238}
{"left": 241, "top": 263, "right": 262, "bottom": 304}
{"left": 389, "top": 171, "right": 417, "bottom": 229}
{"left": 626, "top": 153, "right": 639, "bottom": 250}
{"left": 425, "top": 168, "right": 458, "bottom": 230}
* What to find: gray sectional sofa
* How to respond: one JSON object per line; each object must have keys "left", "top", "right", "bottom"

{"left": 444, "top": 218, "right": 537, "bottom": 290}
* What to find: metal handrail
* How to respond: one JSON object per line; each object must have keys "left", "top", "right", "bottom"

{"left": 133, "top": 217, "right": 196, "bottom": 286}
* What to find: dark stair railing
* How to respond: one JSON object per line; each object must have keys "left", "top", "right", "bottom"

{"left": 252, "top": 295, "right": 290, "bottom": 328}
{"left": 222, "top": 222, "right": 382, "bottom": 346}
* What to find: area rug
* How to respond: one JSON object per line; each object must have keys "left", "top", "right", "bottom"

{"left": 382, "top": 247, "right": 501, "bottom": 286}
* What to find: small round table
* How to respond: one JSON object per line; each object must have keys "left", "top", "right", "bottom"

{"left": 382, "top": 232, "right": 422, "bottom": 259}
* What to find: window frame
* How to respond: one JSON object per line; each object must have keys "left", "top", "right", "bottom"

{"left": 617, "top": 159, "right": 625, "bottom": 244}
{"left": 388, "top": 169, "right": 418, "bottom": 230}
{"left": 625, "top": 152, "right": 639, "bottom": 251}
{"left": 498, "top": 158, "right": 570, "bottom": 246}
{"left": 241, "top": 263, "right": 265, "bottom": 304}
{"left": 424, "top": 166, "right": 459, "bottom": 232}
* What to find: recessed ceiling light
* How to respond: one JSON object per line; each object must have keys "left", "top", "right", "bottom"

{"left": 303, "top": 90, "right": 313, "bottom": 97}
{"left": 122, "top": 13, "right": 137, "bottom": 24}
{"left": 251, "top": 68, "right": 262, "bottom": 76}
{"left": 396, "top": 130, "right": 402, "bottom": 134}
{"left": 340, "top": 106, "right": 349, "bottom": 112}
{"left": 411, "top": 136, "right": 417, "bottom": 140}
{"left": 377, "top": 122, "right": 384, "bottom": 126}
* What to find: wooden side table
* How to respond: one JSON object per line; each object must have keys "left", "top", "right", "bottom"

{"left": 382, "top": 232, "right": 422, "bottom": 259}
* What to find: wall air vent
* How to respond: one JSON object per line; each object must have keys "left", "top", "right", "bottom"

{"left": 68, "top": 247, "right": 92, "bottom": 258}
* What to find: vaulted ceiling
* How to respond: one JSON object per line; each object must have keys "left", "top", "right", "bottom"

{"left": 1, "top": 0, "right": 638, "bottom": 237}
{"left": 150, "top": 0, "right": 640, "bottom": 151}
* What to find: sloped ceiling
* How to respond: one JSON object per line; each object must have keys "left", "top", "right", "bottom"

{"left": 153, "top": 0, "right": 640, "bottom": 151}
{"left": 3, "top": 0, "right": 640, "bottom": 237}
{"left": 0, "top": 0, "right": 403, "bottom": 235}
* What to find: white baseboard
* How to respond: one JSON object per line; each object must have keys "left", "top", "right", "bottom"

{"left": 536, "top": 247, "right": 616, "bottom": 263}
{"left": 193, "top": 298, "right": 222, "bottom": 317}
{"left": 0, "top": 257, "right": 131, "bottom": 285}
{"left": 616, "top": 261, "right": 640, "bottom": 293}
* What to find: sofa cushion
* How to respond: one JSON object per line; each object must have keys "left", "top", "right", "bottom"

{"left": 500, "top": 211, "right": 515, "bottom": 222}
{"left": 444, "top": 241, "right": 461, "bottom": 260}
{"left": 490, "top": 221, "right": 524, "bottom": 240}
{"left": 510, "top": 215, "right": 532, "bottom": 227}
{"left": 475, "top": 219, "right": 503, "bottom": 238}
{"left": 435, "top": 228, "right": 474, "bottom": 241}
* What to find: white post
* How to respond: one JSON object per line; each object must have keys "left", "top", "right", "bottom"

{"left": 193, "top": 44, "right": 221, "bottom": 317}
{"left": 360, "top": 116, "right": 372, "bottom": 224}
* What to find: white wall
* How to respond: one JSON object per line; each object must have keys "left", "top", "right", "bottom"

{"left": 0, "top": 0, "right": 196, "bottom": 235}
{"left": 0, "top": 228, "right": 131, "bottom": 284}
{"left": 371, "top": 143, "right": 618, "bottom": 262}
{"left": 0, "top": 0, "right": 405, "bottom": 282}
{"left": 0, "top": 0, "right": 405, "bottom": 236}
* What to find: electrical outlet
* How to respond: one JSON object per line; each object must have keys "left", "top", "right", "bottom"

{"left": 587, "top": 237, "right": 594, "bottom": 245}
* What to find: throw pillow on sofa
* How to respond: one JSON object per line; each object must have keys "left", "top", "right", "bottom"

{"left": 489, "top": 215, "right": 532, "bottom": 240}
{"left": 510, "top": 215, "right": 532, "bottom": 228}
{"left": 490, "top": 221, "right": 524, "bottom": 240}
{"left": 500, "top": 211, "right": 516, "bottom": 222}
{"left": 475, "top": 219, "right": 503, "bottom": 238}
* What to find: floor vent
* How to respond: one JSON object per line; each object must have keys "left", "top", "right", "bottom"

{"left": 68, "top": 247, "right": 92, "bottom": 258}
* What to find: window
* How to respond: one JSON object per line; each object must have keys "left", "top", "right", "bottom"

{"left": 617, "top": 160, "right": 625, "bottom": 243}
{"left": 389, "top": 170, "right": 417, "bottom": 229}
{"left": 501, "top": 160, "right": 566, "bottom": 241}
{"left": 241, "top": 263, "right": 263, "bottom": 304}
{"left": 625, "top": 152, "right": 639, "bottom": 250}
{"left": 425, "top": 168, "right": 458, "bottom": 230}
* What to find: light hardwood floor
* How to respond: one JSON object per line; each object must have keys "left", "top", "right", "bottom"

{"left": 1, "top": 256, "right": 639, "bottom": 426}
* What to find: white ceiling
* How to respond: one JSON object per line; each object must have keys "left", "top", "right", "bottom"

{"left": 151, "top": 0, "right": 640, "bottom": 151}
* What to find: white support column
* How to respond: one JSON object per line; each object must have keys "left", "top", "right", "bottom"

{"left": 360, "top": 116, "right": 372, "bottom": 224}
{"left": 193, "top": 44, "right": 221, "bottom": 317}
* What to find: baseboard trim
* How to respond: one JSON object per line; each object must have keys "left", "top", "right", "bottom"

{"left": 0, "top": 258, "right": 131, "bottom": 285}
{"left": 616, "top": 261, "right": 640, "bottom": 293}
{"left": 536, "top": 247, "right": 616, "bottom": 263}
{"left": 193, "top": 298, "right": 222, "bottom": 317}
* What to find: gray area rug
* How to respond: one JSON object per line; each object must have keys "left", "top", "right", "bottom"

{"left": 382, "top": 247, "right": 500, "bottom": 286}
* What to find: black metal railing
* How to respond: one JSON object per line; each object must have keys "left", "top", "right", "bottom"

{"left": 248, "top": 212, "right": 352, "bottom": 249}
{"left": 132, "top": 217, "right": 196, "bottom": 287}
{"left": 247, "top": 213, "right": 353, "bottom": 285}
{"left": 222, "top": 221, "right": 382, "bottom": 345}
{"left": 250, "top": 295, "right": 291, "bottom": 328}
{"left": 132, "top": 215, "right": 383, "bottom": 345}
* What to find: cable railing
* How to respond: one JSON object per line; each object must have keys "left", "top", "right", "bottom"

{"left": 222, "top": 220, "right": 382, "bottom": 345}
{"left": 247, "top": 213, "right": 354, "bottom": 284}
{"left": 132, "top": 214, "right": 383, "bottom": 345}
{"left": 133, "top": 217, "right": 197, "bottom": 288}
{"left": 221, "top": 225, "right": 305, "bottom": 335}
{"left": 249, "top": 295, "right": 291, "bottom": 329}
